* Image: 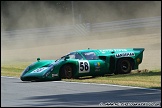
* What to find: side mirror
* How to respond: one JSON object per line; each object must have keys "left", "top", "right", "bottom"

{"left": 37, "top": 58, "right": 40, "bottom": 62}
{"left": 64, "top": 56, "right": 70, "bottom": 60}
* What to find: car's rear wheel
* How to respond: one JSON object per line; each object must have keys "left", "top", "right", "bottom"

{"left": 60, "top": 64, "right": 73, "bottom": 79}
{"left": 116, "top": 58, "right": 132, "bottom": 74}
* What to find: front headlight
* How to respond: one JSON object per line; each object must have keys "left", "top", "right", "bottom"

{"left": 44, "top": 72, "right": 50, "bottom": 77}
{"left": 24, "top": 66, "right": 30, "bottom": 72}
{"left": 43, "top": 66, "right": 55, "bottom": 77}
{"left": 21, "top": 66, "right": 30, "bottom": 76}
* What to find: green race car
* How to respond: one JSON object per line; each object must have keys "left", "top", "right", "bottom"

{"left": 20, "top": 48, "right": 144, "bottom": 81}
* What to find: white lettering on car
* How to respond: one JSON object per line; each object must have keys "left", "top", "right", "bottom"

{"left": 31, "top": 67, "right": 48, "bottom": 73}
{"left": 115, "top": 52, "right": 135, "bottom": 58}
{"left": 99, "top": 49, "right": 127, "bottom": 53}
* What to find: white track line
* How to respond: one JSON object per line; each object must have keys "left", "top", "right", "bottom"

{"left": 1, "top": 76, "right": 161, "bottom": 91}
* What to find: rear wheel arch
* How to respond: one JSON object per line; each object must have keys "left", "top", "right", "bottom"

{"left": 115, "top": 57, "right": 134, "bottom": 74}
{"left": 109, "top": 56, "right": 116, "bottom": 73}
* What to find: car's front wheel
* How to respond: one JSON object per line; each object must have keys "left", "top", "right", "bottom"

{"left": 60, "top": 64, "right": 74, "bottom": 79}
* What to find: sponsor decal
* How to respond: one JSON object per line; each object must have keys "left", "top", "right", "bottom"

{"left": 115, "top": 52, "right": 135, "bottom": 58}
{"left": 99, "top": 49, "right": 127, "bottom": 53}
{"left": 84, "top": 52, "right": 94, "bottom": 55}
{"left": 94, "top": 62, "right": 100, "bottom": 71}
{"left": 137, "top": 58, "right": 141, "bottom": 63}
{"left": 52, "top": 74, "right": 58, "bottom": 77}
{"left": 94, "top": 62, "right": 100, "bottom": 68}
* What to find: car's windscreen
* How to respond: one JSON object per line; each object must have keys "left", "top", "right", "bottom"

{"left": 55, "top": 52, "right": 83, "bottom": 62}
{"left": 55, "top": 56, "right": 66, "bottom": 62}
{"left": 68, "top": 52, "right": 83, "bottom": 60}
{"left": 81, "top": 52, "right": 98, "bottom": 60}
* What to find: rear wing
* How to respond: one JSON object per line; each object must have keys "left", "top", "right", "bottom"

{"left": 133, "top": 48, "right": 145, "bottom": 65}
{"left": 133, "top": 48, "right": 145, "bottom": 52}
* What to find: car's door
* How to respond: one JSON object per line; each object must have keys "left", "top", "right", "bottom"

{"left": 78, "top": 51, "right": 108, "bottom": 76}
{"left": 88, "top": 59, "right": 107, "bottom": 76}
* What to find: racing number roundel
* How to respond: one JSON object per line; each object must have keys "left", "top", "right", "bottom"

{"left": 79, "top": 60, "right": 90, "bottom": 73}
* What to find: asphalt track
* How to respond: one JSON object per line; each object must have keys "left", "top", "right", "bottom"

{"left": 1, "top": 76, "right": 161, "bottom": 107}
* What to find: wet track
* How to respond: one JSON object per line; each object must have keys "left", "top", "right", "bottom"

{"left": 1, "top": 76, "right": 161, "bottom": 107}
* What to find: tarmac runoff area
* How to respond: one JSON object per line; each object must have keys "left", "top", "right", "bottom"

{"left": 1, "top": 76, "right": 161, "bottom": 107}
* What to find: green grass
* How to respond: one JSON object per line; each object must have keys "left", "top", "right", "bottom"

{"left": 1, "top": 62, "right": 161, "bottom": 89}
{"left": 63, "top": 70, "right": 161, "bottom": 89}
{"left": 1, "top": 62, "right": 32, "bottom": 77}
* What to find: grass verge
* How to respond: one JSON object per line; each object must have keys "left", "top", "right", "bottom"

{"left": 63, "top": 69, "right": 161, "bottom": 89}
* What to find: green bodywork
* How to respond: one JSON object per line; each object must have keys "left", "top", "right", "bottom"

{"left": 20, "top": 48, "right": 144, "bottom": 81}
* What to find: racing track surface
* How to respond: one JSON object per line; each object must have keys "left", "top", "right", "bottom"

{"left": 1, "top": 77, "right": 161, "bottom": 107}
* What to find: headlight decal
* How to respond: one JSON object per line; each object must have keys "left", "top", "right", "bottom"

{"left": 50, "top": 68, "right": 54, "bottom": 71}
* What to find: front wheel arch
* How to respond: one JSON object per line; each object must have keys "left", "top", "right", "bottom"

{"left": 59, "top": 63, "right": 76, "bottom": 79}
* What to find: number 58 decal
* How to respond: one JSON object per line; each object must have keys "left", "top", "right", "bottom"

{"left": 78, "top": 60, "right": 90, "bottom": 73}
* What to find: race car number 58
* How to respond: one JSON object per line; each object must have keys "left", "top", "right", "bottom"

{"left": 79, "top": 60, "right": 90, "bottom": 73}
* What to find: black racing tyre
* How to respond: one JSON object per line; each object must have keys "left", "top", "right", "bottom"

{"left": 114, "top": 70, "right": 119, "bottom": 75}
{"left": 116, "top": 58, "right": 132, "bottom": 74}
{"left": 60, "top": 64, "right": 73, "bottom": 79}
